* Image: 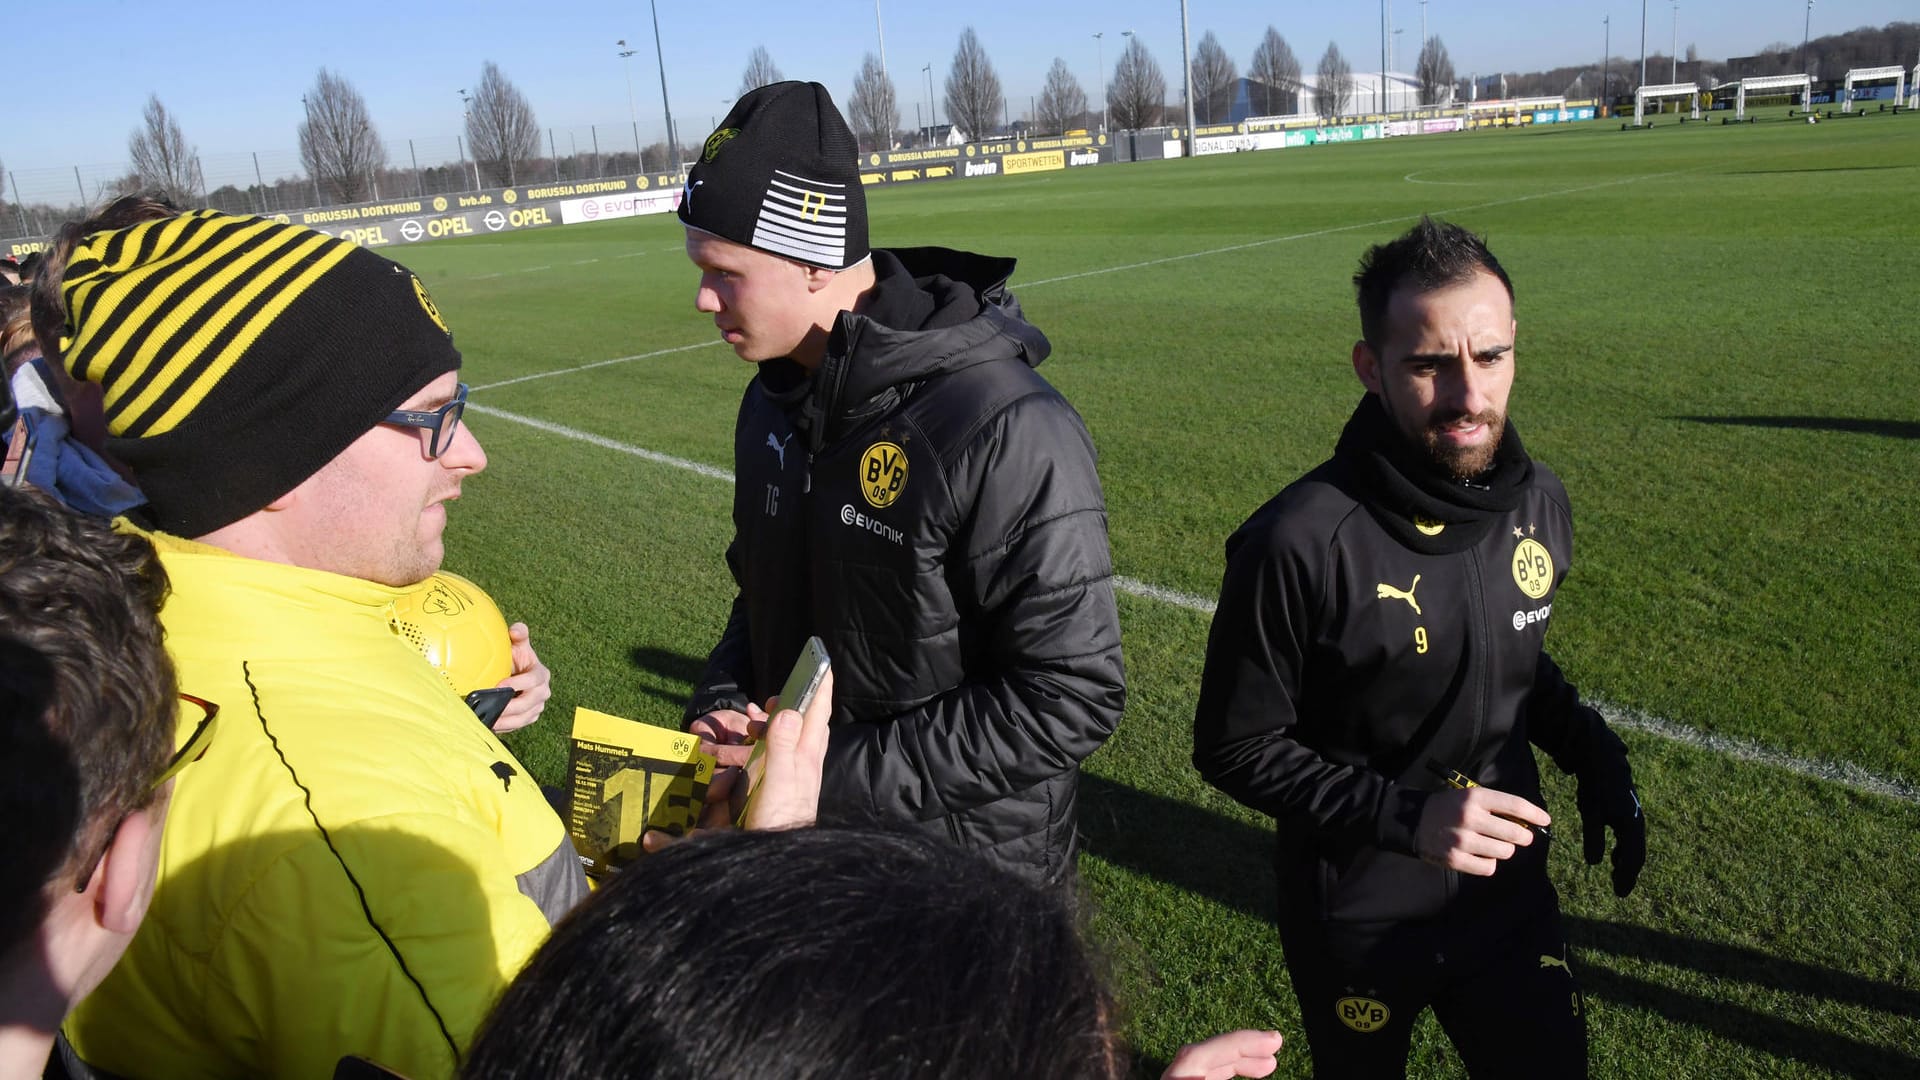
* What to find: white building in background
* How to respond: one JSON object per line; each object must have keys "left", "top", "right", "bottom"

{"left": 1232, "top": 71, "right": 1430, "bottom": 122}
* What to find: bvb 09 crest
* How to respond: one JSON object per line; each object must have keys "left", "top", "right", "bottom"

{"left": 1512, "top": 538, "right": 1553, "bottom": 600}
{"left": 1336, "top": 996, "right": 1390, "bottom": 1033}
{"left": 859, "top": 441, "right": 908, "bottom": 509}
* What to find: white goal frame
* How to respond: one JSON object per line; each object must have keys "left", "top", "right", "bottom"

{"left": 1735, "top": 74, "right": 1812, "bottom": 119}
{"left": 1633, "top": 83, "right": 1700, "bottom": 125}
{"left": 1841, "top": 66, "right": 1906, "bottom": 112}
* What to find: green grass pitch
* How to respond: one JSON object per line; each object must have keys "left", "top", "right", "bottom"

{"left": 396, "top": 111, "right": 1919, "bottom": 1077}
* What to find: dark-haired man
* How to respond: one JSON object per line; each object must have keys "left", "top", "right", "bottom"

{"left": 0, "top": 485, "right": 181, "bottom": 1078}
{"left": 676, "top": 81, "right": 1124, "bottom": 886}
{"left": 1194, "top": 217, "right": 1645, "bottom": 1076}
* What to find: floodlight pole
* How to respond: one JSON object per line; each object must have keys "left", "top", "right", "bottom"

{"left": 923, "top": 63, "right": 935, "bottom": 145}
{"left": 1639, "top": 0, "right": 1648, "bottom": 90}
{"left": 1380, "top": 0, "right": 1389, "bottom": 112}
{"left": 1597, "top": 15, "right": 1612, "bottom": 112}
{"left": 1670, "top": 2, "right": 1679, "bottom": 84}
{"left": 457, "top": 89, "right": 480, "bottom": 191}
{"left": 647, "top": 0, "right": 682, "bottom": 178}
{"left": 617, "top": 41, "right": 640, "bottom": 162}
{"left": 1179, "top": 0, "right": 1196, "bottom": 155}
{"left": 874, "top": 1, "right": 887, "bottom": 79}
{"left": 1094, "top": 32, "right": 1105, "bottom": 134}
{"left": 1801, "top": 0, "right": 1814, "bottom": 79}
{"left": 1603, "top": 15, "right": 1611, "bottom": 114}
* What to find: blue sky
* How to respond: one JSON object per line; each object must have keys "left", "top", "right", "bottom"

{"left": 7, "top": 0, "right": 1908, "bottom": 177}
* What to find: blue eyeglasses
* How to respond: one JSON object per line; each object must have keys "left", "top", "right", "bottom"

{"left": 383, "top": 383, "right": 469, "bottom": 459}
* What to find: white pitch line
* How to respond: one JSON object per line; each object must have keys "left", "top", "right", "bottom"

{"left": 1114, "top": 575, "right": 1216, "bottom": 613}
{"left": 461, "top": 402, "right": 1919, "bottom": 807}
{"left": 1018, "top": 166, "right": 1705, "bottom": 290}
{"left": 1402, "top": 171, "right": 1488, "bottom": 186}
{"left": 1596, "top": 701, "right": 1920, "bottom": 804}
{"left": 464, "top": 403, "right": 734, "bottom": 481}
{"left": 467, "top": 340, "right": 723, "bottom": 393}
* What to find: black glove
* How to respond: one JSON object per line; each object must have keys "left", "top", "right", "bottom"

{"left": 1576, "top": 735, "right": 1645, "bottom": 897}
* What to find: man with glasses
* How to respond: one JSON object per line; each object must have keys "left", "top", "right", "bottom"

{"left": 0, "top": 484, "right": 186, "bottom": 1078}
{"left": 40, "top": 197, "right": 583, "bottom": 1077}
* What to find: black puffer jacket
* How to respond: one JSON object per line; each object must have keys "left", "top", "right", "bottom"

{"left": 687, "top": 247, "right": 1125, "bottom": 884}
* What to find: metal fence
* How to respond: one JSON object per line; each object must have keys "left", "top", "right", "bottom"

{"left": 3, "top": 119, "right": 678, "bottom": 244}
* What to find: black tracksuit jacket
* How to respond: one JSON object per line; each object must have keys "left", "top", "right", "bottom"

{"left": 1194, "top": 397, "right": 1616, "bottom": 925}
{"left": 687, "top": 247, "right": 1125, "bottom": 885}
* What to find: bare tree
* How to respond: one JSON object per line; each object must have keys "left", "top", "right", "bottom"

{"left": 943, "top": 27, "right": 1004, "bottom": 141}
{"left": 1035, "top": 58, "right": 1090, "bottom": 135}
{"left": 298, "top": 69, "right": 386, "bottom": 205}
{"left": 128, "top": 94, "right": 203, "bottom": 207}
{"left": 740, "top": 46, "right": 784, "bottom": 96}
{"left": 1191, "top": 32, "right": 1238, "bottom": 125}
{"left": 1314, "top": 43, "right": 1355, "bottom": 122}
{"left": 1249, "top": 28, "right": 1302, "bottom": 117}
{"left": 1109, "top": 36, "right": 1168, "bottom": 130}
{"left": 847, "top": 53, "right": 899, "bottom": 153}
{"left": 465, "top": 61, "right": 540, "bottom": 188}
{"left": 1416, "top": 36, "right": 1456, "bottom": 105}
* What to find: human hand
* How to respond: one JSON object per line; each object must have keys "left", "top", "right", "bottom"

{"left": 1414, "top": 786, "right": 1549, "bottom": 876}
{"left": 1578, "top": 764, "right": 1644, "bottom": 897}
{"left": 488, "top": 622, "right": 550, "bottom": 733}
{"left": 742, "top": 668, "right": 833, "bottom": 830}
{"left": 689, "top": 706, "right": 760, "bottom": 768}
{"left": 1161, "top": 1029, "right": 1284, "bottom": 1080}
{"left": 642, "top": 673, "right": 834, "bottom": 851}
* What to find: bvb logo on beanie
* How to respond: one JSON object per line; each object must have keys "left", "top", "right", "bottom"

{"left": 677, "top": 81, "right": 870, "bottom": 271}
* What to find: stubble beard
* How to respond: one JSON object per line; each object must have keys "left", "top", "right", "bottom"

{"left": 1420, "top": 409, "right": 1506, "bottom": 483}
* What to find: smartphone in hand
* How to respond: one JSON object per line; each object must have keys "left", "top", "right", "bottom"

{"left": 736, "top": 636, "right": 830, "bottom": 825}
{"left": 465, "top": 687, "right": 515, "bottom": 731}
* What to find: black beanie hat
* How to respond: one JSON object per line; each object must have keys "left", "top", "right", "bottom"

{"left": 678, "top": 81, "right": 869, "bottom": 271}
{"left": 56, "top": 210, "right": 461, "bottom": 537}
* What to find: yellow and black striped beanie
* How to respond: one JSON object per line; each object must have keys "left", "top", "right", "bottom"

{"left": 56, "top": 210, "right": 460, "bottom": 537}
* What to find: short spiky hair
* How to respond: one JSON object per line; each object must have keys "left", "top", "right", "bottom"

{"left": 1353, "top": 216, "right": 1514, "bottom": 349}
{"left": 0, "top": 486, "right": 174, "bottom": 947}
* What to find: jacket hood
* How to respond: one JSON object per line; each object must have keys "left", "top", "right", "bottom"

{"left": 789, "top": 247, "right": 1051, "bottom": 448}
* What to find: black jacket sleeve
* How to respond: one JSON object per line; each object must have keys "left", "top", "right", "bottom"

{"left": 1191, "top": 513, "right": 1429, "bottom": 856}
{"left": 684, "top": 539, "right": 754, "bottom": 726}
{"left": 1524, "top": 652, "right": 1624, "bottom": 776}
{"left": 818, "top": 393, "right": 1124, "bottom": 819}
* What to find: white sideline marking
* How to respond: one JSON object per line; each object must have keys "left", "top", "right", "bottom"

{"left": 1114, "top": 575, "right": 1216, "bottom": 613}
{"left": 464, "top": 403, "right": 734, "bottom": 482}
{"left": 1018, "top": 167, "right": 1704, "bottom": 290}
{"left": 461, "top": 403, "right": 1919, "bottom": 807}
{"left": 1402, "top": 171, "right": 1489, "bottom": 186}
{"left": 1596, "top": 703, "right": 1919, "bottom": 804}
{"left": 467, "top": 340, "right": 723, "bottom": 393}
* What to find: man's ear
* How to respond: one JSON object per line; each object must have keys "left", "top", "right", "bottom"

{"left": 802, "top": 264, "right": 836, "bottom": 295}
{"left": 1352, "top": 339, "right": 1383, "bottom": 395}
{"left": 93, "top": 803, "right": 163, "bottom": 935}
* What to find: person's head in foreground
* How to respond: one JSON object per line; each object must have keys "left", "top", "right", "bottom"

{"left": 462, "top": 826, "right": 1126, "bottom": 1080}
{"left": 30, "top": 193, "right": 481, "bottom": 586}
{"left": 1351, "top": 215, "right": 1517, "bottom": 483}
{"left": 678, "top": 80, "right": 877, "bottom": 368}
{"left": 0, "top": 484, "right": 182, "bottom": 1075}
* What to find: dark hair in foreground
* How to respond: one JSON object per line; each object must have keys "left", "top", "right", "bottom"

{"left": 463, "top": 827, "right": 1124, "bottom": 1080}
{"left": 1353, "top": 215, "right": 1514, "bottom": 349}
{"left": 0, "top": 485, "right": 175, "bottom": 948}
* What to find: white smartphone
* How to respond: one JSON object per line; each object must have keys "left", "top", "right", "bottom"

{"left": 735, "top": 636, "right": 830, "bottom": 826}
